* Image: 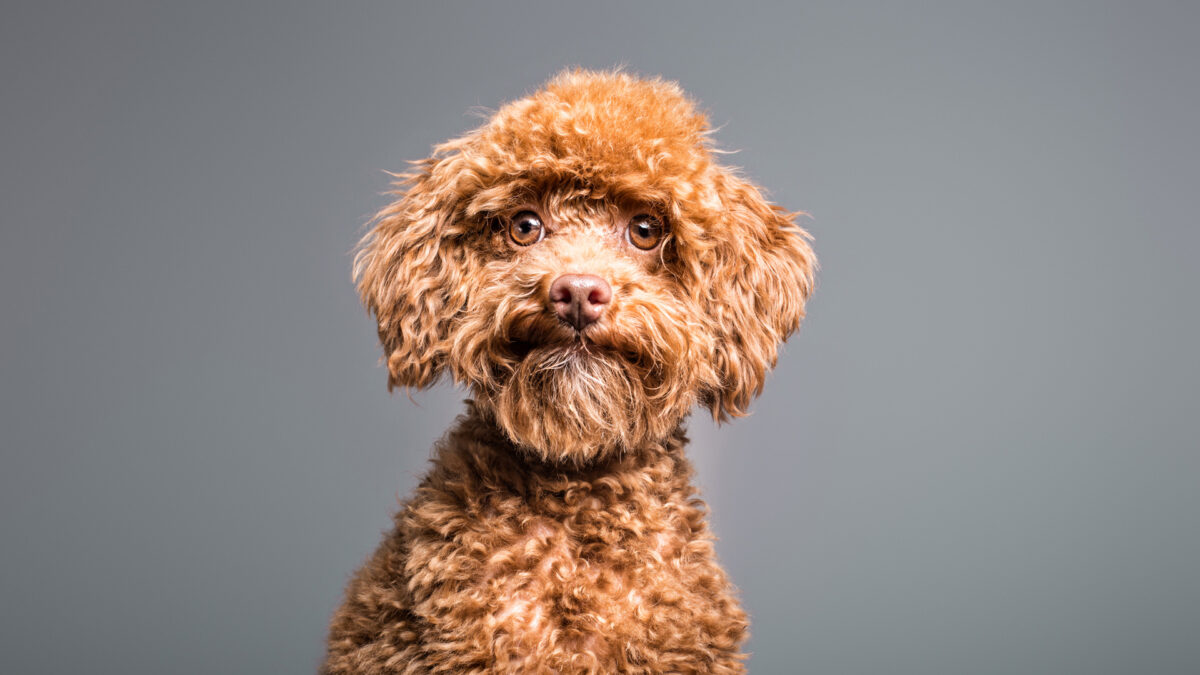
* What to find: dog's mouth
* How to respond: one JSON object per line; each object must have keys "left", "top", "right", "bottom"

{"left": 504, "top": 341, "right": 606, "bottom": 377}
{"left": 462, "top": 287, "right": 694, "bottom": 404}
{"left": 507, "top": 327, "right": 644, "bottom": 370}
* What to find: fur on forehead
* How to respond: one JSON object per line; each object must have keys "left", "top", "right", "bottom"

{"left": 437, "top": 69, "right": 720, "bottom": 221}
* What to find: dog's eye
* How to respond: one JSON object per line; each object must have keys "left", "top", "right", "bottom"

{"left": 508, "top": 211, "right": 544, "bottom": 246}
{"left": 627, "top": 214, "right": 665, "bottom": 250}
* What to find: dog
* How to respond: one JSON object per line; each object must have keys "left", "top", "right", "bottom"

{"left": 323, "top": 69, "right": 815, "bottom": 674}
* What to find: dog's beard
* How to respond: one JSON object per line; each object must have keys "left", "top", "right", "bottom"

{"left": 485, "top": 344, "right": 660, "bottom": 463}
{"left": 453, "top": 284, "right": 708, "bottom": 464}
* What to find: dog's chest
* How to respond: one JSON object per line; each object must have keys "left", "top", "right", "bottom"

{"left": 410, "top": 491, "right": 737, "bottom": 669}
{"left": 484, "top": 518, "right": 675, "bottom": 650}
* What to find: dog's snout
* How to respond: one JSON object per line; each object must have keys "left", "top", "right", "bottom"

{"left": 549, "top": 274, "right": 611, "bottom": 331}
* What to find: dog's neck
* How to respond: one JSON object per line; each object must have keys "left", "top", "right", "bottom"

{"left": 420, "top": 400, "right": 695, "bottom": 502}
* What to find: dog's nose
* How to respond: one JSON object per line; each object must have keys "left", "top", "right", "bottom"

{"left": 549, "top": 274, "right": 612, "bottom": 331}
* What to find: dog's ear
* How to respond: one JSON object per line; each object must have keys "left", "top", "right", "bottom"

{"left": 354, "top": 153, "right": 473, "bottom": 390}
{"left": 703, "top": 168, "right": 816, "bottom": 420}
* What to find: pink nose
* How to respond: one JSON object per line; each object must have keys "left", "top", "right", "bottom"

{"left": 549, "top": 274, "right": 612, "bottom": 331}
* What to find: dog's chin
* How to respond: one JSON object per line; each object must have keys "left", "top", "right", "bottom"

{"left": 477, "top": 342, "right": 688, "bottom": 465}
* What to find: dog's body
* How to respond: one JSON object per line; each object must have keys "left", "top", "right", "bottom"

{"left": 324, "top": 70, "right": 814, "bottom": 674}
{"left": 324, "top": 405, "right": 745, "bottom": 673}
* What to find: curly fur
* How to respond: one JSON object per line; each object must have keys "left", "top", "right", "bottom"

{"left": 325, "top": 69, "right": 815, "bottom": 673}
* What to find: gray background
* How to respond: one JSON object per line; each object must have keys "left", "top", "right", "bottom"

{"left": 2, "top": 2, "right": 1197, "bottom": 673}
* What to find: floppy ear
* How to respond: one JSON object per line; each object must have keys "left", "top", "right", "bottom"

{"left": 354, "top": 153, "right": 472, "bottom": 390}
{"left": 704, "top": 169, "right": 816, "bottom": 420}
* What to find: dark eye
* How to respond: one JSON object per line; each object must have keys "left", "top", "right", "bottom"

{"left": 508, "top": 210, "right": 544, "bottom": 246}
{"left": 627, "top": 214, "right": 665, "bottom": 250}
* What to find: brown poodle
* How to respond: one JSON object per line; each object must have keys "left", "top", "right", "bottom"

{"left": 323, "top": 69, "right": 815, "bottom": 674}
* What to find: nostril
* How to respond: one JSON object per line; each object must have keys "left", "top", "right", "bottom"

{"left": 550, "top": 282, "right": 572, "bottom": 305}
{"left": 587, "top": 283, "right": 611, "bottom": 307}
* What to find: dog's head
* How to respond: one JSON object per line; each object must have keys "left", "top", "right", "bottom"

{"left": 356, "top": 70, "right": 815, "bottom": 463}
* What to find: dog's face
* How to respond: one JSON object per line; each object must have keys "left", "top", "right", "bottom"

{"left": 356, "top": 70, "right": 815, "bottom": 463}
